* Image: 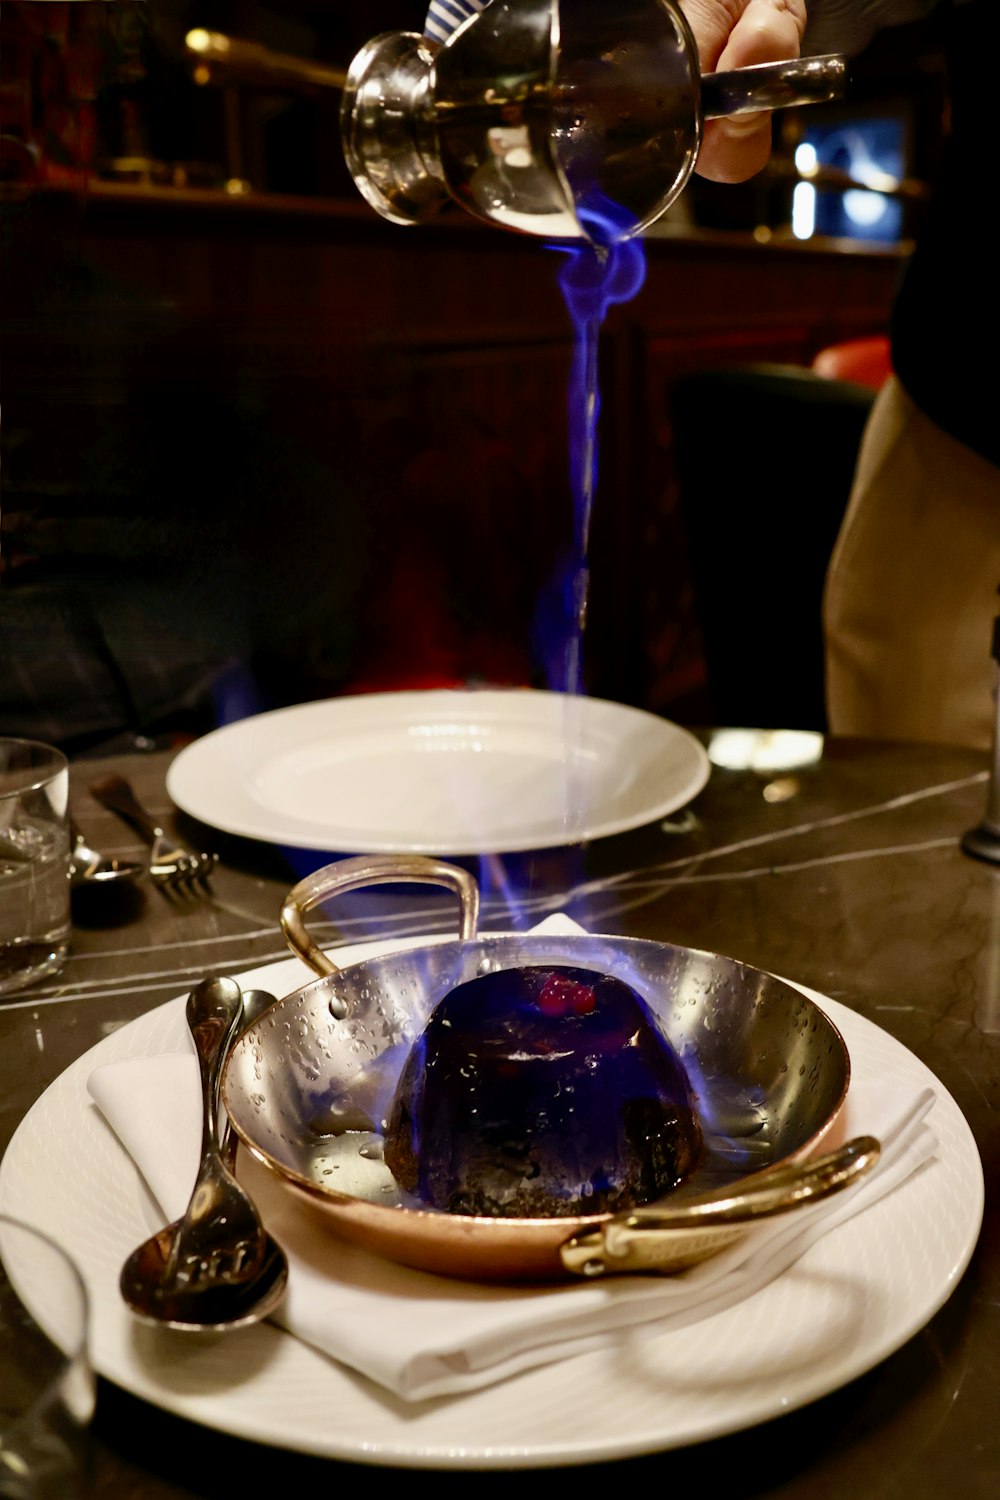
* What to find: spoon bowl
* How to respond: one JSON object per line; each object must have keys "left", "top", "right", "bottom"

{"left": 119, "top": 1220, "right": 288, "bottom": 1331}
{"left": 119, "top": 976, "right": 289, "bottom": 1332}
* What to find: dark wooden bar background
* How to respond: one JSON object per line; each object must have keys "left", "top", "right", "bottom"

{"left": 10, "top": 183, "right": 905, "bottom": 716}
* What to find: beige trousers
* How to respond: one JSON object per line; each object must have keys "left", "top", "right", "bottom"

{"left": 823, "top": 376, "right": 1000, "bottom": 751}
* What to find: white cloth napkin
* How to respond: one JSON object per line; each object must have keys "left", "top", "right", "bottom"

{"left": 88, "top": 919, "right": 938, "bottom": 1403}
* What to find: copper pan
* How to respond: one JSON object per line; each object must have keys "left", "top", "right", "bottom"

{"left": 222, "top": 856, "right": 872, "bottom": 1282}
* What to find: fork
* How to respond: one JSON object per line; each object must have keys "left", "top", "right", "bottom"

{"left": 89, "top": 773, "right": 218, "bottom": 894}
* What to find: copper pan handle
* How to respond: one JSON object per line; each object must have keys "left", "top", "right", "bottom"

{"left": 560, "top": 1133, "right": 881, "bottom": 1277}
{"left": 280, "top": 855, "right": 481, "bottom": 978}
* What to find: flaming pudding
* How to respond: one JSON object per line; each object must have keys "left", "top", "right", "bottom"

{"left": 383, "top": 964, "right": 702, "bottom": 1218}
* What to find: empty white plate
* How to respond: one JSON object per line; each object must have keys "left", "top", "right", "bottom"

{"left": 166, "top": 689, "right": 710, "bottom": 854}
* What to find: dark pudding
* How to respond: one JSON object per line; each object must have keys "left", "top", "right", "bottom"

{"left": 383, "top": 964, "right": 702, "bottom": 1218}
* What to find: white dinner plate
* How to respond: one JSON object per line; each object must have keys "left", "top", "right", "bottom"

{"left": 165, "top": 689, "right": 710, "bottom": 853}
{"left": 0, "top": 939, "right": 983, "bottom": 1471}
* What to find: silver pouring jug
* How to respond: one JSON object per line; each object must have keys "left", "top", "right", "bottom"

{"left": 341, "top": 0, "right": 846, "bottom": 245}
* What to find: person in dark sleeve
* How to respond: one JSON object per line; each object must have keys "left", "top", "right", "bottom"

{"left": 670, "top": 0, "right": 998, "bottom": 749}
{"left": 818, "top": 0, "right": 1000, "bottom": 749}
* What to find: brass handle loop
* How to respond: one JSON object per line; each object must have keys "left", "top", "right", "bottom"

{"left": 280, "top": 854, "right": 481, "bottom": 978}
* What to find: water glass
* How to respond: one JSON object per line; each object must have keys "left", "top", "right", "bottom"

{"left": 0, "top": 741, "right": 70, "bottom": 997}
{"left": 0, "top": 1215, "right": 95, "bottom": 1499}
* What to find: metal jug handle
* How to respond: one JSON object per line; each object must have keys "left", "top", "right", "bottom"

{"left": 280, "top": 854, "right": 481, "bottom": 977}
{"left": 701, "top": 52, "right": 846, "bottom": 120}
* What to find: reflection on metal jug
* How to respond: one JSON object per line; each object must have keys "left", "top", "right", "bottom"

{"left": 340, "top": 0, "right": 846, "bottom": 245}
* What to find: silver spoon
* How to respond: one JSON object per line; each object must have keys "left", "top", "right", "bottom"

{"left": 220, "top": 988, "right": 278, "bottom": 1167}
{"left": 119, "top": 975, "right": 289, "bottom": 1331}
{"left": 69, "top": 821, "right": 144, "bottom": 888}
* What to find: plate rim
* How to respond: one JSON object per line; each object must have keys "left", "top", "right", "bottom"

{"left": 165, "top": 689, "right": 711, "bottom": 854}
{"left": 0, "top": 942, "right": 984, "bottom": 1470}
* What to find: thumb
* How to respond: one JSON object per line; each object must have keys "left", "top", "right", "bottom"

{"left": 679, "top": 0, "right": 807, "bottom": 184}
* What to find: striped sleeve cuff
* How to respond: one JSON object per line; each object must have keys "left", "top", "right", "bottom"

{"left": 425, "top": 0, "right": 487, "bottom": 44}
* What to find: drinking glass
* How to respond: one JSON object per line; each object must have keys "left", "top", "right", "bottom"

{"left": 0, "top": 741, "right": 70, "bottom": 997}
{"left": 0, "top": 1215, "right": 95, "bottom": 1499}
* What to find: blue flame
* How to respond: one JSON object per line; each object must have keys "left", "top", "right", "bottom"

{"left": 535, "top": 207, "right": 646, "bottom": 697}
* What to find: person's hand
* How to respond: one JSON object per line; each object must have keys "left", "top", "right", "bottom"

{"left": 680, "top": 0, "right": 807, "bottom": 183}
